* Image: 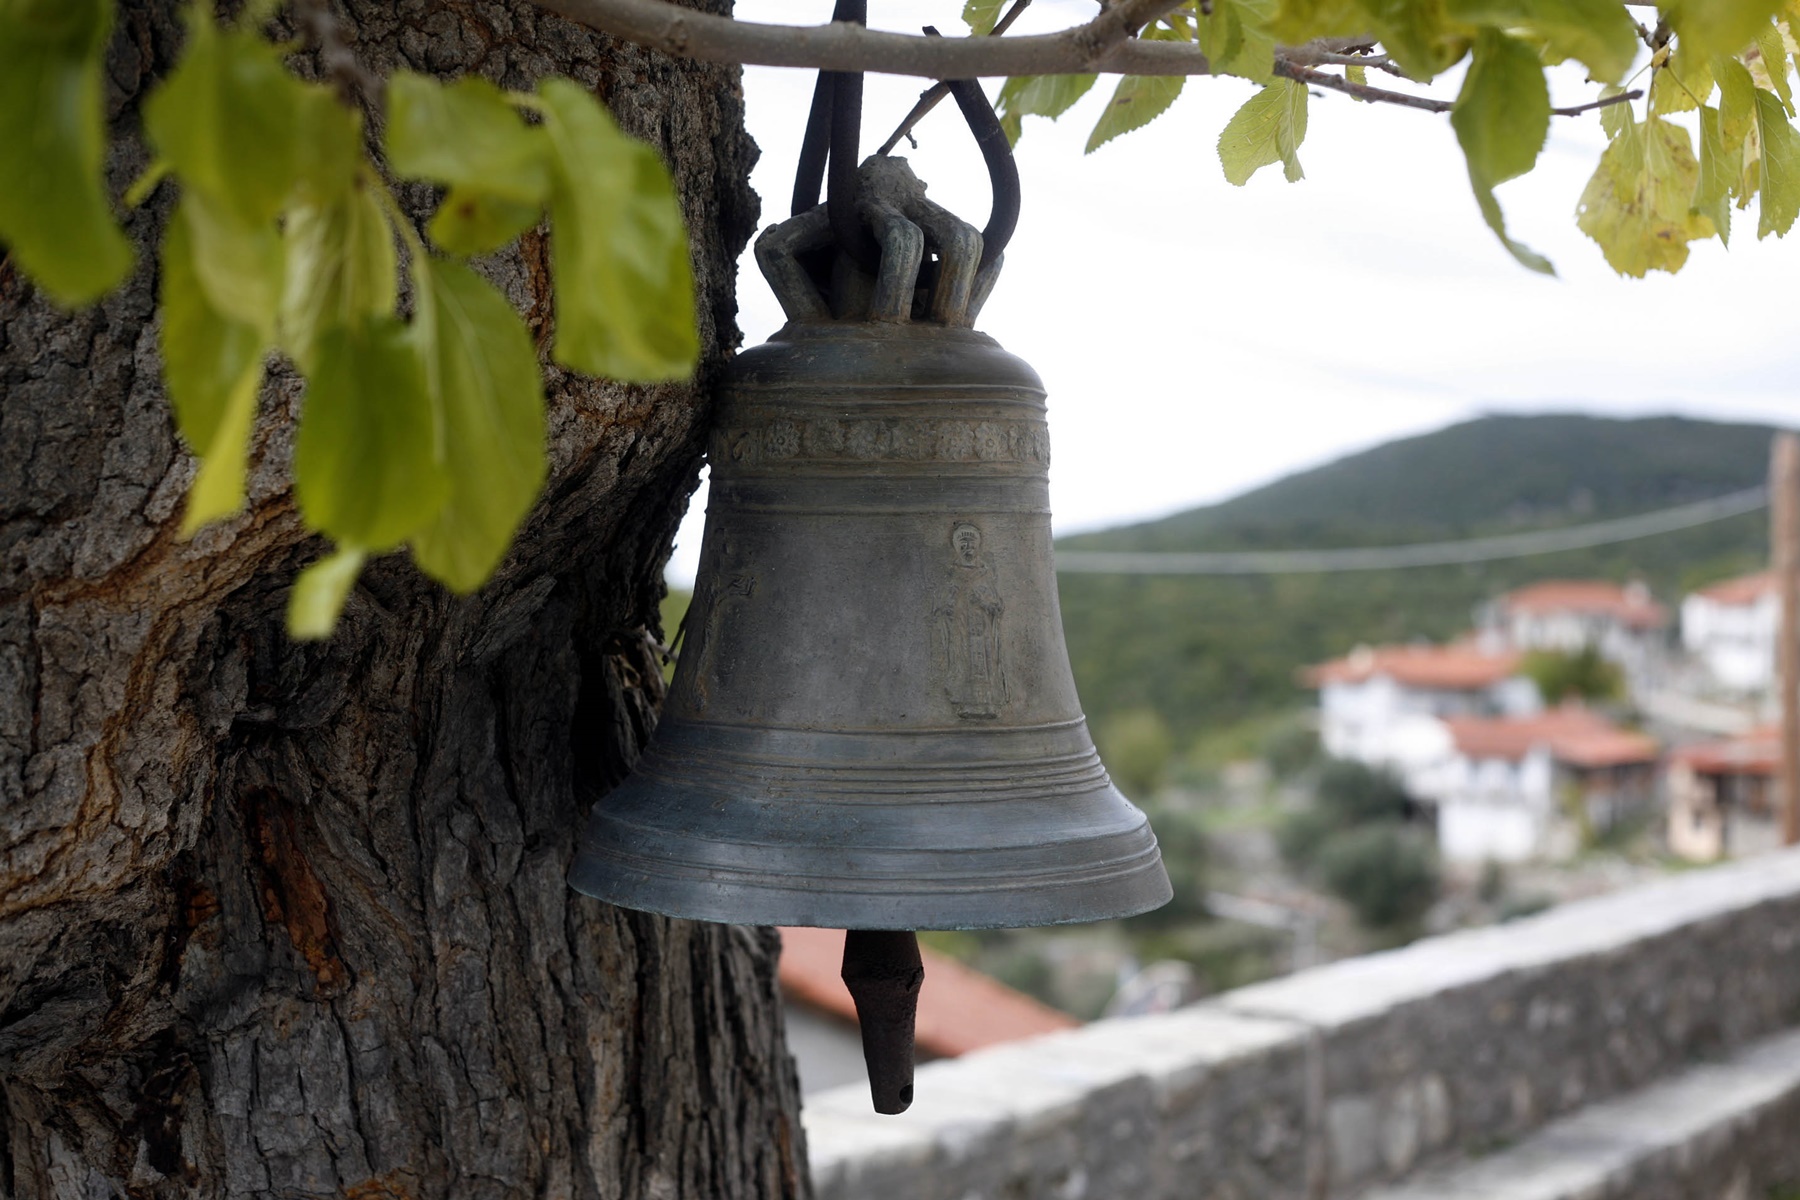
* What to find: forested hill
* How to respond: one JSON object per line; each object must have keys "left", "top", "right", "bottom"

{"left": 1057, "top": 414, "right": 1785, "bottom": 745}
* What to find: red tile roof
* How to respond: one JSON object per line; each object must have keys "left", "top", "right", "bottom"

{"left": 1498, "top": 580, "right": 1666, "bottom": 629}
{"left": 1693, "top": 570, "right": 1776, "bottom": 606}
{"left": 1671, "top": 726, "right": 1780, "bottom": 776}
{"left": 1444, "top": 705, "right": 1659, "bottom": 768}
{"left": 777, "top": 927, "right": 1077, "bottom": 1059}
{"left": 1304, "top": 643, "right": 1523, "bottom": 691}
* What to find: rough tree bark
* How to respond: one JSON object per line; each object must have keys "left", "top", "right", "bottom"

{"left": 0, "top": 2, "right": 807, "bottom": 1197}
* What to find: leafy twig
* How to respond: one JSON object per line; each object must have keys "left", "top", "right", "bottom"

{"left": 1273, "top": 59, "right": 1454, "bottom": 112}
{"left": 1276, "top": 58, "right": 1642, "bottom": 118}
{"left": 1551, "top": 89, "right": 1643, "bottom": 116}
{"left": 1280, "top": 43, "right": 1404, "bottom": 77}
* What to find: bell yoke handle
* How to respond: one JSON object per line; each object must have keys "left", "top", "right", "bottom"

{"left": 759, "top": 8, "right": 1020, "bottom": 327}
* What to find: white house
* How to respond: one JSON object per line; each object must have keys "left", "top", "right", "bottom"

{"left": 1666, "top": 726, "right": 1785, "bottom": 862}
{"left": 1426, "top": 706, "right": 1660, "bottom": 863}
{"left": 1482, "top": 579, "right": 1668, "bottom": 683}
{"left": 1304, "top": 643, "right": 1541, "bottom": 793}
{"left": 1681, "top": 570, "right": 1779, "bottom": 695}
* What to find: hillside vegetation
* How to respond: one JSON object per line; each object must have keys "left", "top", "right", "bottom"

{"left": 1058, "top": 414, "right": 1781, "bottom": 745}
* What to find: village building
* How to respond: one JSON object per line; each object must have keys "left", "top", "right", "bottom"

{"left": 1480, "top": 579, "right": 1668, "bottom": 683}
{"left": 1304, "top": 642, "right": 1540, "bottom": 788}
{"left": 776, "top": 926, "right": 1077, "bottom": 1095}
{"left": 1423, "top": 705, "right": 1661, "bottom": 863}
{"left": 1680, "top": 570, "right": 1779, "bottom": 695}
{"left": 1666, "top": 727, "right": 1786, "bottom": 862}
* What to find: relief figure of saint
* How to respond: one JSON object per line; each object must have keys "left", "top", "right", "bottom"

{"left": 933, "top": 522, "right": 1007, "bottom": 719}
{"left": 683, "top": 536, "right": 755, "bottom": 714}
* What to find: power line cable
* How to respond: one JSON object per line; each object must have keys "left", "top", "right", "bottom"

{"left": 1053, "top": 486, "right": 1770, "bottom": 576}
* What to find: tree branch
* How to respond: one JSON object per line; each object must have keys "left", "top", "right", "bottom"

{"left": 1550, "top": 89, "right": 1642, "bottom": 116}
{"left": 529, "top": 0, "right": 1208, "bottom": 77}
{"left": 527, "top": 0, "right": 1648, "bottom": 126}
{"left": 1272, "top": 59, "right": 1454, "bottom": 112}
{"left": 1275, "top": 58, "right": 1643, "bottom": 118}
{"left": 1279, "top": 43, "right": 1404, "bottom": 77}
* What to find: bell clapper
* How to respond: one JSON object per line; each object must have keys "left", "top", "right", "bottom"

{"left": 840, "top": 929, "right": 925, "bottom": 1114}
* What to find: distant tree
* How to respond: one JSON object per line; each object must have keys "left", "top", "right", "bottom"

{"left": 1524, "top": 646, "right": 1625, "bottom": 704}
{"left": 1314, "top": 824, "right": 1442, "bottom": 929}
{"left": 1097, "top": 707, "right": 1176, "bottom": 800}
{"left": 1132, "top": 804, "right": 1210, "bottom": 925}
{"left": 1260, "top": 717, "right": 1322, "bottom": 780}
{"left": 1278, "top": 760, "right": 1440, "bottom": 928}
{"left": 1277, "top": 759, "right": 1412, "bottom": 866}
{"left": 1316, "top": 759, "right": 1415, "bottom": 824}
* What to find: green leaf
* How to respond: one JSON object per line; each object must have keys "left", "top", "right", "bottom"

{"left": 1717, "top": 56, "right": 1762, "bottom": 202}
{"left": 1694, "top": 105, "right": 1735, "bottom": 243}
{"left": 386, "top": 72, "right": 552, "bottom": 204}
{"left": 293, "top": 87, "right": 365, "bottom": 208}
{"left": 178, "top": 188, "right": 285, "bottom": 336}
{"left": 294, "top": 318, "right": 450, "bottom": 550}
{"left": 538, "top": 78, "right": 698, "bottom": 382}
{"left": 1785, "top": 0, "right": 1800, "bottom": 78}
{"left": 1445, "top": 0, "right": 1639, "bottom": 83}
{"left": 1218, "top": 79, "right": 1309, "bottom": 185}
{"left": 0, "top": 0, "right": 133, "bottom": 305}
{"left": 1453, "top": 30, "right": 1555, "bottom": 273}
{"left": 278, "top": 182, "right": 397, "bottom": 373}
{"left": 288, "top": 546, "right": 368, "bottom": 640}
{"left": 1649, "top": 43, "right": 1714, "bottom": 113}
{"left": 1600, "top": 85, "right": 1635, "bottom": 139}
{"left": 963, "top": 0, "right": 1006, "bottom": 35}
{"left": 408, "top": 261, "right": 548, "bottom": 592}
{"left": 1753, "top": 86, "right": 1800, "bottom": 237}
{"left": 1087, "top": 76, "right": 1186, "bottom": 153}
{"left": 1361, "top": 0, "right": 1472, "bottom": 79}
{"left": 144, "top": 16, "right": 317, "bottom": 225}
{"left": 1576, "top": 115, "right": 1714, "bottom": 275}
{"left": 997, "top": 74, "right": 1099, "bottom": 122}
{"left": 427, "top": 187, "right": 544, "bottom": 257}
{"left": 1269, "top": 0, "right": 1370, "bottom": 45}
{"left": 1664, "top": 0, "right": 1785, "bottom": 66}
{"left": 1197, "top": 0, "right": 1278, "bottom": 82}
{"left": 160, "top": 213, "right": 268, "bottom": 533}
{"left": 1752, "top": 20, "right": 1795, "bottom": 112}
{"left": 1453, "top": 31, "right": 1550, "bottom": 183}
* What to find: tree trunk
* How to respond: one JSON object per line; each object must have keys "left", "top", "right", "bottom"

{"left": 0, "top": 3, "right": 804, "bottom": 1197}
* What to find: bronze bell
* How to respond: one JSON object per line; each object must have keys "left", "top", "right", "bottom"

{"left": 573, "top": 313, "right": 1170, "bottom": 924}
{"left": 571, "top": 62, "right": 1169, "bottom": 1113}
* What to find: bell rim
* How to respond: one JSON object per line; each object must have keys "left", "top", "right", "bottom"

{"left": 569, "top": 746, "right": 1174, "bottom": 930}
{"left": 568, "top": 839, "right": 1173, "bottom": 932}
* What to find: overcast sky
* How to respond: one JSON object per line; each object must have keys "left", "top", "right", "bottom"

{"left": 667, "top": 0, "right": 1798, "bottom": 584}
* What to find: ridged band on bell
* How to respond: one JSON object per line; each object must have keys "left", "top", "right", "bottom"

{"left": 570, "top": 322, "right": 1172, "bottom": 929}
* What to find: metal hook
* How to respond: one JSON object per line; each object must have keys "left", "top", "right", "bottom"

{"left": 823, "top": 0, "right": 883, "bottom": 273}
{"left": 791, "top": 71, "right": 834, "bottom": 218}
{"left": 942, "top": 75, "right": 1021, "bottom": 269}
{"left": 789, "top": 0, "right": 882, "bottom": 272}
{"left": 788, "top": 8, "right": 1020, "bottom": 277}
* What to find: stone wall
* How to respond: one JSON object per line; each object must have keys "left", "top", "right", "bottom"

{"left": 805, "top": 849, "right": 1800, "bottom": 1200}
